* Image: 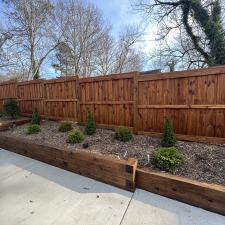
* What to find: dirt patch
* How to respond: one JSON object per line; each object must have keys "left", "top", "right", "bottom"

{"left": 1, "top": 120, "right": 225, "bottom": 186}
{"left": 0, "top": 115, "right": 29, "bottom": 124}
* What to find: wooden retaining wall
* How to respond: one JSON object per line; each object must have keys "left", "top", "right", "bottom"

{"left": 0, "top": 135, "right": 224, "bottom": 215}
{"left": 1, "top": 66, "right": 225, "bottom": 142}
{"left": 136, "top": 169, "right": 225, "bottom": 216}
{"left": 0, "top": 135, "right": 137, "bottom": 191}
{"left": 0, "top": 118, "right": 31, "bottom": 131}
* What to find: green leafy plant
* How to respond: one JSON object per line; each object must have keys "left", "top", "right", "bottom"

{"left": 154, "top": 147, "right": 184, "bottom": 173}
{"left": 85, "top": 111, "right": 96, "bottom": 135}
{"left": 114, "top": 127, "right": 133, "bottom": 142}
{"left": 31, "top": 108, "right": 41, "bottom": 125}
{"left": 27, "top": 124, "right": 41, "bottom": 134}
{"left": 68, "top": 129, "right": 85, "bottom": 143}
{"left": 3, "top": 98, "right": 20, "bottom": 118}
{"left": 161, "top": 119, "right": 176, "bottom": 147}
{"left": 58, "top": 122, "right": 73, "bottom": 132}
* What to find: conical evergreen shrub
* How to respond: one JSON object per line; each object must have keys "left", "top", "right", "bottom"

{"left": 85, "top": 111, "right": 96, "bottom": 135}
{"left": 161, "top": 119, "right": 176, "bottom": 147}
{"left": 3, "top": 98, "right": 20, "bottom": 118}
{"left": 31, "top": 108, "right": 41, "bottom": 125}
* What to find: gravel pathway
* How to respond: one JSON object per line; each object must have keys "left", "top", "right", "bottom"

{"left": 1, "top": 120, "right": 225, "bottom": 186}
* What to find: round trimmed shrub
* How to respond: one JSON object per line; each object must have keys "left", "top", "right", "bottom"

{"left": 3, "top": 98, "right": 20, "bottom": 118}
{"left": 59, "top": 122, "right": 73, "bottom": 132}
{"left": 31, "top": 108, "right": 41, "bottom": 125}
{"left": 154, "top": 147, "right": 184, "bottom": 173}
{"left": 114, "top": 127, "right": 133, "bottom": 142}
{"left": 68, "top": 129, "right": 85, "bottom": 143}
{"left": 85, "top": 111, "right": 96, "bottom": 135}
{"left": 27, "top": 124, "right": 41, "bottom": 134}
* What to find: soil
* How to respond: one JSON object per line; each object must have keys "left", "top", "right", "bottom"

{"left": 0, "top": 115, "right": 28, "bottom": 123}
{"left": 1, "top": 120, "right": 225, "bottom": 186}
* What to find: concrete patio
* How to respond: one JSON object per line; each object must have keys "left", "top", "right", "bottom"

{"left": 0, "top": 149, "right": 224, "bottom": 225}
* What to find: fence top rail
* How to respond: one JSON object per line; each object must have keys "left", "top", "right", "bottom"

{"left": 1, "top": 66, "right": 225, "bottom": 86}
{"left": 0, "top": 80, "right": 18, "bottom": 86}
{"left": 17, "top": 79, "right": 45, "bottom": 86}
{"left": 79, "top": 71, "right": 137, "bottom": 83}
{"left": 44, "top": 75, "right": 79, "bottom": 84}
{"left": 138, "top": 65, "right": 225, "bottom": 82}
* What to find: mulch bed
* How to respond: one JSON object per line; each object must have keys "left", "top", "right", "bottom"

{"left": 1, "top": 120, "right": 225, "bottom": 186}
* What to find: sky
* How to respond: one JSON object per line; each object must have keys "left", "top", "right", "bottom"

{"left": 44, "top": 0, "right": 159, "bottom": 78}
{"left": 0, "top": 0, "right": 159, "bottom": 79}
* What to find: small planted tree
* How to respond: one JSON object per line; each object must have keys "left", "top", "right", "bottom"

{"left": 58, "top": 122, "right": 73, "bottom": 132}
{"left": 154, "top": 147, "right": 184, "bottom": 173}
{"left": 3, "top": 98, "right": 20, "bottom": 118}
{"left": 85, "top": 111, "right": 96, "bottom": 135}
{"left": 68, "top": 129, "right": 85, "bottom": 143}
{"left": 114, "top": 127, "right": 133, "bottom": 142}
{"left": 31, "top": 108, "right": 41, "bottom": 125}
{"left": 27, "top": 124, "right": 41, "bottom": 134}
{"left": 161, "top": 119, "right": 176, "bottom": 147}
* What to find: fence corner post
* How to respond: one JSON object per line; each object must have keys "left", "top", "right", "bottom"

{"left": 133, "top": 72, "right": 139, "bottom": 134}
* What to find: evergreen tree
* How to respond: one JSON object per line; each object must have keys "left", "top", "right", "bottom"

{"left": 161, "top": 119, "right": 176, "bottom": 147}
{"left": 85, "top": 111, "right": 96, "bottom": 135}
{"left": 31, "top": 108, "right": 41, "bottom": 125}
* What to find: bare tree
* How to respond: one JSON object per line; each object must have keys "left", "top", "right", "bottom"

{"left": 113, "top": 26, "right": 144, "bottom": 73}
{"left": 53, "top": 0, "right": 111, "bottom": 77}
{"left": 2, "top": 0, "right": 60, "bottom": 80}
{"left": 0, "top": 24, "right": 13, "bottom": 69}
{"left": 133, "top": 0, "right": 225, "bottom": 70}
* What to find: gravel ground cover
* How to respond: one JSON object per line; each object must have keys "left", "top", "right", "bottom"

{"left": 1, "top": 120, "right": 225, "bottom": 186}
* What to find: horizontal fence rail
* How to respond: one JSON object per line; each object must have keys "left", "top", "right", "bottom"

{"left": 1, "top": 66, "right": 225, "bottom": 143}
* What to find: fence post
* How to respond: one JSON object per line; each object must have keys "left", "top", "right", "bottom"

{"left": 75, "top": 77, "right": 81, "bottom": 123}
{"left": 133, "top": 72, "right": 139, "bottom": 134}
{"left": 43, "top": 80, "right": 47, "bottom": 117}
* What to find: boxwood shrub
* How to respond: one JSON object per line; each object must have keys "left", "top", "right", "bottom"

{"left": 154, "top": 147, "right": 184, "bottom": 173}
{"left": 27, "top": 124, "right": 41, "bottom": 134}
{"left": 59, "top": 122, "right": 73, "bottom": 132}
{"left": 68, "top": 129, "right": 85, "bottom": 143}
{"left": 114, "top": 127, "right": 133, "bottom": 142}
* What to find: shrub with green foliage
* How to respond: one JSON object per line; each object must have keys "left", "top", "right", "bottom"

{"left": 68, "top": 129, "right": 85, "bottom": 143}
{"left": 58, "top": 122, "right": 73, "bottom": 132}
{"left": 161, "top": 119, "right": 176, "bottom": 147}
{"left": 31, "top": 108, "right": 41, "bottom": 125}
{"left": 27, "top": 124, "right": 41, "bottom": 134}
{"left": 154, "top": 147, "right": 184, "bottom": 173}
{"left": 114, "top": 127, "right": 133, "bottom": 142}
{"left": 85, "top": 111, "right": 96, "bottom": 135}
{"left": 3, "top": 98, "right": 20, "bottom": 118}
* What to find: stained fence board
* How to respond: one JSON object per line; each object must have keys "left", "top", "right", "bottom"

{"left": 1, "top": 66, "right": 225, "bottom": 142}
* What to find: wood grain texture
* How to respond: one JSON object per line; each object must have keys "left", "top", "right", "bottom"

{"left": 0, "top": 135, "right": 137, "bottom": 191}
{"left": 1, "top": 66, "right": 225, "bottom": 142}
{"left": 136, "top": 169, "right": 225, "bottom": 216}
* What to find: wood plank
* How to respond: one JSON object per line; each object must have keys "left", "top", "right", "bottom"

{"left": 138, "top": 104, "right": 225, "bottom": 109}
{"left": 138, "top": 65, "right": 225, "bottom": 82}
{"left": 80, "top": 101, "right": 134, "bottom": 105}
{"left": 133, "top": 72, "right": 139, "bottom": 133}
{"left": 137, "top": 131, "right": 225, "bottom": 144}
{"left": 44, "top": 99, "right": 78, "bottom": 102}
{"left": 136, "top": 169, "right": 225, "bottom": 216}
{"left": 0, "top": 135, "right": 137, "bottom": 191}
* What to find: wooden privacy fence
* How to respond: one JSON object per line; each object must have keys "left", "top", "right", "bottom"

{"left": 1, "top": 66, "right": 225, "bottom": 143}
